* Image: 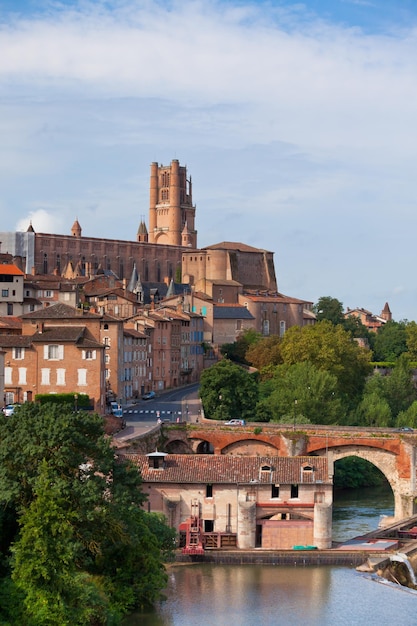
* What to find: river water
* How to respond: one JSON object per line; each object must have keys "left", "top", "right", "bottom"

{"left": 124, "top": 485, "right": 417, "bottom": 625}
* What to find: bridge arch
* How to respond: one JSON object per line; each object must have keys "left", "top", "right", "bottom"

{"left": 313, "top": 444, "right": 404, "bottom": 519}
{"left": 221, "top": 438, "right": 280, "bottom": 456}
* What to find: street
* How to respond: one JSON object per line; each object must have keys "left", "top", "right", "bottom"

{"left": 113, "top": 383, "right": 201, "bottom": 443}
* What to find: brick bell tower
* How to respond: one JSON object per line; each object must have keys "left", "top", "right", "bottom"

{"left": 148, "top": 159, "right": 197, "bottom": 247}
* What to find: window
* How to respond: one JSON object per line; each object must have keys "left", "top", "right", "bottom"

{"left": 204, "top": 520, "right": 214, "bottom": 532}
{"left": 56, "top": 369, "right": 66, "bottom": 385}
{"left": 7, "top": 303, "right": 13, "bottom": 315}
{"left": 83, "top": 350, "right": 96, "bottom": 360}
{"left": 5, "top": 367, "right": 12, "bottom": 385}
{"left": 18, "top": 368, "right": 27, "bottom": 385}
{"left": 290, "top": 484, "right": 299, "bottom": 499}
{"left": 46, "top": 290, "right": 52, "bottom": 297}
{"left": 271, "top": 484, "right": 280, "bottom": 499}
{"left": 13, "top": 347, "right": 24, "bottom": 360}
{"left": 78, "top": 369, "right": 87, "bottom": 386}
{"left": 262, "top": 319, "right": 270, "bottom": 336}
{"left": 47, "top": 345, "right": 61, "bottom": 360}
{"left": 2, "top": 289, "right": 9, "bottom": 297}
{"left": 206, "top": 484, "right": 213, "bottom": 498}
{"left": 279, "top": 320, "right": 286, "bottom": 337}
{"left": 41, "top": 368, "right": 50, "bottom": 385}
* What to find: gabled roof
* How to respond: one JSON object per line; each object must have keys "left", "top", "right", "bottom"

{"left": 21, "top": 303, "right": 101, "bottom": 320}
{"left": 0, "top": 264, "right": 24, "bottom": 276}
{"left": 123, "top": 454, "right": 329, "bottom": 485}
{"left": 0, "top": 335, "right": 33, "bottom": 348}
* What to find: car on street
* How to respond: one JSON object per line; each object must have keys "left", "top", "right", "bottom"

{"left": 397, "top": 426, "right": 414, "bottom": 433}
{"left": 224, "top": 419, "right": 246, "bottom": 426}
{"left": 142, "top": 391, "right": 156, "bottom": 401}
{"left": 2, "top": 404, "right": 17, "bottom": 417}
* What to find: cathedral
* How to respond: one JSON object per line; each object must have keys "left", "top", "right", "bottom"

{"left": 0, "top": 159, "right": 278, "bottom": 294}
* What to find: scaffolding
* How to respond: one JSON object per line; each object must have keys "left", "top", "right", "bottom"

{"left": 181, "top": 499, "right": 204, "bottom": 555}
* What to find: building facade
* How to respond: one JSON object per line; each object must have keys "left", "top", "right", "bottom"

{"left": 125, "top": 453, "right": 333, "bottom": 551}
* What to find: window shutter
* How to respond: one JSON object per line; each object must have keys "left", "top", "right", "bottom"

{"left": 44, "top": 345, "right": 49, "bottom": 359}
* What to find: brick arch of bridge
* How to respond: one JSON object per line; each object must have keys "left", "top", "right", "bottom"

{"left": 306, "top": 437, "right": 416, "bottom": 520}
{"left": 187, "top": 433, "right": 283, "bottom": 456}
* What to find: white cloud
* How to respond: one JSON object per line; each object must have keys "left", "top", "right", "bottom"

{"left": 1, "top": 1, "right": 417, "bottom": 319}
{"left": 16, "top": 208, "right": 65, "bottom": 234}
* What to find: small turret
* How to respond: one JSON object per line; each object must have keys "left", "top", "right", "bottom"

{"left": 71, "top": 218, "right": 82, "bottom": 238}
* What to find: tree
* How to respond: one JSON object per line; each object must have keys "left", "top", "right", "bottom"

{"left": 199, "top": 359, "right": 259, "bottom": 421}
{"left": 354, "top": 392, "right": 392, "bottom": 427}
{"left": 245, "top": 334, "right": 282, "bottom": 370}
{"left": 373, "top": 320, "right": 407, "bottom": 361}
{"left": 406, "top": 321, "right": 417, "bottom": 360}
{"left": 279, "top": 320, "right": 372, "bottom": 406}
{"left": 0, "top": 403, "right": 171, "bottom": 624}
{"left": 259, "top": 361, "right": 344, "bottom": 425}
{"left": 220, "top": 328, "right": 261, "bottom": 364}
{"left": 313, "top": 296, "right": 344, "bottom": 325}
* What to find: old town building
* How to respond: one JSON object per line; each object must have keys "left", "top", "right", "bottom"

{"left": 125, "top": 453, "right": 333, "bottom": 550}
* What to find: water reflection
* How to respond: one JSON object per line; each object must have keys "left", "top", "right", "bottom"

{"left": 124, "top": 484, "right": 397, "bottom": 625}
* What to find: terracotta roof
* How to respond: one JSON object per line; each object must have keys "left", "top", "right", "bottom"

{"left": 0, "top": 317, "right": 22, "bottom": 330}
{"left": 123, "top": 454, "right": 329, "bottom": 485}
{"left": 0, "top": 336, "right": 33, "bottom": 348}
{"left": 0, "top": 264, "right": 24, "bottom": 276}
{"left": 203, "top": 242, "right": 271, "bottom": 253}
{"left": 31, "top": 326, "right": 86, "bottom": 342}
{"left": 21, "top": 303, "right": 101, "bottom": 320}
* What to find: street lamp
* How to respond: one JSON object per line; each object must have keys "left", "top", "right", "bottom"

{"left": 74, "top": 393, "right": 78, "bottom": 412}
{"left": 293, "top": 399, "right": 298, "bottom": 431}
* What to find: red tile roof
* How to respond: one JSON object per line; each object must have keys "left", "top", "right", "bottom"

{"left": 122, "top": 454, "right": 329, "bottom": 485}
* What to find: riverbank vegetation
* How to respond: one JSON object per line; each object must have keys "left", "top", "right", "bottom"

{"left": 0, "top": 404, "right": 175, "bottom": 625}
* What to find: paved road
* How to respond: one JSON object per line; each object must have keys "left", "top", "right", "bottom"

{"left": 113, "top": 383, "right": 201, "bottom": 444}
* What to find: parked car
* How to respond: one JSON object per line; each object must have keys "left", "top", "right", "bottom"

{"left": 142, "top": 391, "right": 156, "bottom": 400}
{"left": 397, "top": 426, "right": 414, "bottom": 433}
{"left": 110, "top": 401, "right": 121, "bottom": 415}
{"left": 224, "top": 419, "right": 246, "bottom": 426}
{"left": 2, "top": 404, "right": 17, "bottom": 417}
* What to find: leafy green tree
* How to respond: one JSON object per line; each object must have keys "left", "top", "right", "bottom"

{"left": 354, "top": 392, "right": 392, "bottom": 427}
{"left": 259, "top": 361, "right": 344, "bottom": 425}
{"left": 334, "top": 457, "right": 387, "bottom": 489}
{"left": 245, "top": 334, "right": 282, "bottom": 370}
{"left": 12, "top": 461, "right": 107, "bottom": 626}
{"left": 220, "top": 328, "right": 261, "bottom": 364}
{"left": 199, "top": 359, "right": 259, "bottom": 421}
{"left": 0, "top": 403, "right": 171, "bottom": 624}
{"left": 397, "top": 401, "right": 417, "bottom": 428}
{"left": 383, "top": 354, "right": 417, "bottom": 418}
{"left": 373, "top": 320, "right": 407, "bottom": 361}
{"left": 280, "top": 320, "right": 372, "bottom": 406}
{"left": 313, "top": 296, "right": 344, "bottom": 325}
{"left": 406, "top": 321, "right": 417, "bottom": 360}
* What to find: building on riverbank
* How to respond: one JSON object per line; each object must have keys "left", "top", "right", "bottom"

{"left": 125, "top": 452, "right": 333, "bottom": 551}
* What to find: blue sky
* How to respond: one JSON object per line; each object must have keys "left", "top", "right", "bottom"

{"left": 1, "top": 0, "right": 417, "bottom": 321}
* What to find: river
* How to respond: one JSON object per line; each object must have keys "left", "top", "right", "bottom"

{"left": 124, "top": 485, "right": 417, "bottom": 625}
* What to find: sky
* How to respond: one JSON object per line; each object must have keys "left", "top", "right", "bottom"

{"left": 1, "top": 1, "right": 417, "bottom": 321}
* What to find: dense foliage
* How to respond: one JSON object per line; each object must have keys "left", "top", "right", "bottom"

{"left": 207, "top": 305, "right": 417, "bottom": 429}
{"left": 0, "top": 403, "right": 175, "bottom": 625}
{"left": 199, "top": 359, "right": 259, "bottom": 421}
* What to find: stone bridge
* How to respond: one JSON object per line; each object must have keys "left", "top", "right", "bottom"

{"left": 162, "top": 423, "right": 417, "bottom": 520}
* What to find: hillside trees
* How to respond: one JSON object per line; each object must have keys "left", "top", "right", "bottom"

{"left": 0, "top": 403, "right": 174, "bottom": 625}
{"left": 199, "top": 359, "right": 259, "bottom": 421}
{"left": 258, "top": 361, "right": 344, "bottom": 425}
{"left": 279, "top": 320, "right": 372, "bottom": 405}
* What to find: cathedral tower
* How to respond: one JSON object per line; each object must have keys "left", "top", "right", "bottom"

{"left": 148, "top": 160, "right": 197, "bottom": 247}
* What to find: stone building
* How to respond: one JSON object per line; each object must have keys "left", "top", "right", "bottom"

{"left": 125, "top": 453, "right": 333, "bottom": 550}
